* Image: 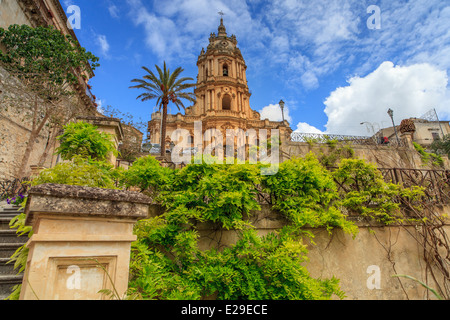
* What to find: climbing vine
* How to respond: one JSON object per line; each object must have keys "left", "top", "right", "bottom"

{"left": 127, "top": 155, "right": 351, "bottom": 300}
{"left": 6, "top": 144, "right": 448, "bottom": 300}
{"left": 413, "top": 142, "right": 444, "bottom": 168}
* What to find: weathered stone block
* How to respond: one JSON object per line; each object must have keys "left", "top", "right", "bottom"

{"left": 20, "top": 184, "right": 152, "bottom": 300}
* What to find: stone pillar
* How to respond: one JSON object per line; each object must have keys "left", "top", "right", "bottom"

{"left": 20, "top": 184, "right": 151, "bottom": 300}
{"left": 400, "top": 132, "right": 414, "bottom": 150}
{"left": 76, "top": 116, "right": 124, "bottom": 167}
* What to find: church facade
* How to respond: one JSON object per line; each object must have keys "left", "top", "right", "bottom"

{"left": 147, "top": 18, "right": 292, "bottom": 158}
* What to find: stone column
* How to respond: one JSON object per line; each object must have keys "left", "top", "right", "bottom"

{"left": 400, "top": 132, "right": 414, "bottom": 150}
{"left": 20, "top": 184, "right": 151, "bottom": 300}
{"left": 76, "top": 116, "right": 124, "bottom": 167}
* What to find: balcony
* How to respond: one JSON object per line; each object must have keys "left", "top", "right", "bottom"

{"left": 204, "top": 110, "right": 242, "bottom": 118}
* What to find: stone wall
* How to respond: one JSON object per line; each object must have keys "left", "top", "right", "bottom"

{"left": 0, "top": 66, "right": 56, "bottom": 180}
{"left": 19, "top": 184, "right": 449, "bottom": 300}
{"left": 192, "top": 204, "right": 450, "bottom": 300}
{"left": 282, "top": 139, "right": 450, "bottom": 169}
{"left": 0, "top": 0, "right": 32, "bottom": 29}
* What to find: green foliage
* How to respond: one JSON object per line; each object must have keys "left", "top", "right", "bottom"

{"left": 5, "top": 201, "right": 32, "bottom": 300}
{"left": 121, "top": 155, "right": 174, "bottom": 194}
{"left": 165, "top": 161, "right": 262, "bottom": 230}
{"left": 304, "top": 137, "right": 355, "bottom": 167}
{"left": 31, "top": 156, "right": 119, "bottom": 189}
{"left": 413, "top": 142, "right": 444, "bottom": 167}
{"left": 0, "top": 24, "right": 99, "bottom": 102}
{"left": 429, "top": 134, "right": 450, "bottom": 159}
{"left": 128, "top": 155, "right": 356, "bottom": 300}
{"left": 128, "top": 152, "right": 433, "bottom": 300}
{"left": 333, "top": 158, "right": 425, "bottom": 224}
{"left": 129, "top": 227, "right": 345, "bottom": 300}
{"left": 56, "top": 121, "right": 118, "bottom": 162}
{"left": 263, "top": 154, "right": 358, "bottom": 236}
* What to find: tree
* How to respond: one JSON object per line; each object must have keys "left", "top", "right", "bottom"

{"left": 130, "top": 62, "right": 196, "bottom": 156}
{"left": 0, "top": 24, "right": 100, "bottom": 178}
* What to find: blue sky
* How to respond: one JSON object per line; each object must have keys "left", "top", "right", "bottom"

{"left": 62, "top": 0, "right": 450, "bottom": 137}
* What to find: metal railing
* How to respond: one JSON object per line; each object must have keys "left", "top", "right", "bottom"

{"left": 0, "top": 177, "right": 31, "bottom": 201}
{"left": 290, "top": 132, "right": 405, "bottom": 147}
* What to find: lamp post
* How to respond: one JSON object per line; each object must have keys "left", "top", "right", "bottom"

{"left": 360, "top": 122, "right": 375, "bottom": 135}
{"left": 387, "top": 108, "right": 400, "bottom": 145}
{"left": 279, "top": 100, "right": 285, "bottom": 122}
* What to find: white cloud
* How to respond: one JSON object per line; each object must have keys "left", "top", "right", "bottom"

{"left": 294, "top": 122, "right": 324, "bottom": 134}
{"left": 125, "top": 0, "right": 272, "bottom": 64}
{"left": 96, "top": 98, "right": 105, "bottom": 114}
{"left": 323, "top": 61, "right": 450, "bottom": 136}
{"left": 62, "top": 0, "right": 74, "bottom": 8}
{"left": 259, "top": 103, "right": 292, "bottom": 123}
{"left": 97, "top": 35, "right": 110, "bottom": 57}
{"left": 108, "top": 5, "right": 120, "bottom": 19}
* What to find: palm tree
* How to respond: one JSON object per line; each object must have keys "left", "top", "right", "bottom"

{"left": 130, "top": 62, "right": 196, "bottom": 156}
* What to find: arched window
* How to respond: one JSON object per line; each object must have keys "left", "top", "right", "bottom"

{"left": 223, "top": 64, "right": 229, "bottom": 77}
{"left": 222, "top": 94, "right": 231, "bottom": 110}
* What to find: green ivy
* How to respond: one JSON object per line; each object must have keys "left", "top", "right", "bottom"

{"left": 127, "top": 153, "right": 430, "bottom": 300}
{"left": 263, "top": 154, "right": 359, "bottom": 237}
{"left": 127, "top": 155, "right": 356, "bottom": 300}
{"left": 333, "top": 158, "right": 425, "bottom": 224}
{"left": 6, "top": 144, "right": 430, "bottom": 300}
{"left": 413, "top": 142, "right": 444, "bottom": 167}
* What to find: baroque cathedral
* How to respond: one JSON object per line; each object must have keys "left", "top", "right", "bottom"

{"left": 147, "top": 18, "right": 292, "bottom": 156}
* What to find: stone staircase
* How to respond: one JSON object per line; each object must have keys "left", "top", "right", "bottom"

{"left": 0, "top": 203, "right": 27, "bottom": 300}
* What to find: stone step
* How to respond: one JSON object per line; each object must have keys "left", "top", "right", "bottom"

{"left": 0, "top": 275, "right": 23, "bottom": 300}
{"left": 0, "top": 218, "right": 13, "bottom": 231}
{"left": 0, "top": 212, "right": 22, "bottom": 218}
{"left": 0, "top": 230, "right": 28, "bottom": 243}
{"left": 0, "top": 258, "right": 17, "bottom": 275}
{"left": 0, "top": 243, "right": 23, "bottom": 259}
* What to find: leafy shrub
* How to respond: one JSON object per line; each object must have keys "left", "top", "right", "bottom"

{"left": 332, "top": 158, "right": 425, "bottom": 224}
{"left": 121, "top": 155, "right": 174, "bottom": 194}
{"left": 56, "top": 121, "right": 118, "bottom": 161}
{"left": 262, "top": 154, "right": 358, "bottom": 236}
{"left": 128, "top": 155, "right": 356, "bottom": 300}
{"left": 31, "top": 156, "right": 119, "bottom": 189}
{"left": 413, "top": 142, "right": 444, "bottom": 167}
{"left": 429, "top": 134, "right": 450, "bottom": 158}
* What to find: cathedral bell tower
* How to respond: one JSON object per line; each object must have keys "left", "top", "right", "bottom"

{"left": 193, "top": 17, "right": 256, "bottom": 120}
{"left": 147, "top": 16, "right": 292, "bottom": 155}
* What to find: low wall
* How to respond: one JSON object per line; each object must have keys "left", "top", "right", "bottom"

{"left": 282, "top": 140, "right": 450, "bottom": 169}
{"left": 20, "top": 184, "right": 449, "bottom": 300}
{"left": 21, "top": 184, "right": 151, "bottom": 300}
{"left": 192, "top": 204, "right": 450, "bottom": 300}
